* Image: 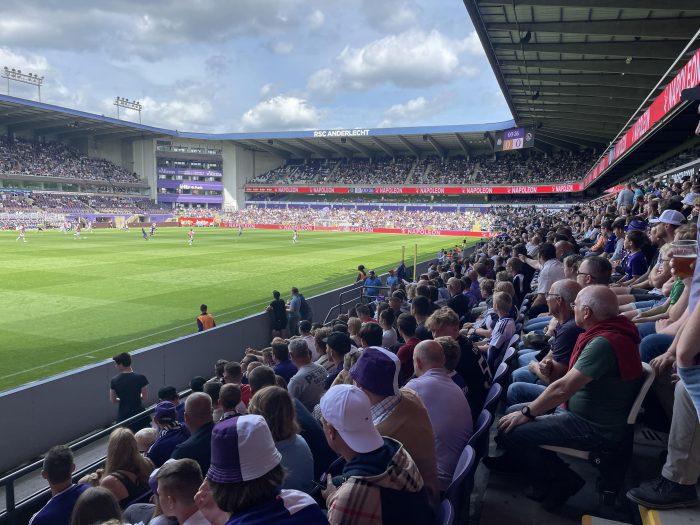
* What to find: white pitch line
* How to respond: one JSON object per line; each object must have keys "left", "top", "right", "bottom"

{"left": 0, "top": 273, "right": 358, "bottom": 381}
{"left": 0, "top": 249, "right": 426, "bottom": 382}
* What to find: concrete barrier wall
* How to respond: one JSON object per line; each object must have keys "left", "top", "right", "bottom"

{"left": 0, "top": 260, "right": 433, "bottom": 473}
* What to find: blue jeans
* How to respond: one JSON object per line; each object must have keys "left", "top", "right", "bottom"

{"left": 513, "top": 350, "right": 540, "bottom": 368}
{"left": 677, "top": 365, "right": 700, "bottom": 420}
{"left": 524, "top": 316, "right": 551, "bottom": 332}
{"left": 512, "top": 363, "right": 539, "bottom": 383}
{"left": 637, "top": 322, "right": 657, "bottom": 339}
{"left": 497, "top": 404, "right": 616, "bottom": 486}
{"left": 640, "top": 333, "right": 674, "bottom": 363}
{"left": 633, "top": 300, "right": 657, "bottom": 310}
{"left": 507, "top": 382, "right": 546, "bottom": 406}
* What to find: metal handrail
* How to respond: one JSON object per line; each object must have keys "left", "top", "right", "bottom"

{"left": 0, "top": 388, "right": 192, "bottom": 524}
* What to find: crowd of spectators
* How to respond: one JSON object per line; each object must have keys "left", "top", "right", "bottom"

{"left": 250, "top": 160, "right": 337, "bottom": 185}
{"left": 22, "top": 145, "right": 700, "bottom": 524}
{"left": 223, "top": 206, "right": 500, "bottom": 231}
{"left": 326, "top": 157, "right": 413, "bottom": 184}
{"left": 0, "top": 136, "right": 141, "bottom": 183}
{"left": 249, "top": 150, "right": 597, "bottom": 187}
{"left": 0, "top": 192, "right": 169, "bottom": 218}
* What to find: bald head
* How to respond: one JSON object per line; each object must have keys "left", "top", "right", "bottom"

{"left": 574, "top": 285, "right": 619, "bottom": 329}
{"left": 184, "top": 392, "right": 213, "bottom": 432}
{"left": 555, "top": 241, "right": 573, "bottom": 259}
{"left": 447, "top": 277, "right": 463, "bottom": 295}
{"left": 413, "top": 340, "right": 445, "bottom": 376}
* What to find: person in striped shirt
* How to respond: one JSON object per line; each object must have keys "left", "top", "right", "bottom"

{"left": 475, "top": 292, "right": 516, "bottom": 373}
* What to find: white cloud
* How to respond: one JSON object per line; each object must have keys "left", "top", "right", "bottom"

{"left": 378, "top": 93, "right": 456, "bottom": 127}
{"left": 0, "top": 46, "right": 49, "bottom": 72}
{"left": 307, "top": 29, "right": 484, "bottom": 99}
{"left": 240, "top": 95, "right": 323, "bottom": 131}
{"left": 260, "top": 83, "right": 277, "bottom": 97}
{"left": 360, "top": 0, "right": 420, "bottom": 32}
{"left": 306, "top": 68, "right": 339, "bottom": 100}
{"left": 308, "top": 9, "right": 325, "bottom": 30}
{"left": 269, "top": 41, "right": 294, "bottom": 55}
{"left": 135, "top": 95, "right": 214, "bottom": 130}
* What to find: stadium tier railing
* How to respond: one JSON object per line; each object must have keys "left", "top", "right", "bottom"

{"left": 0, "top": 258, "right": 435, "bottom": 481}
{"left": 0, "top": 394, "right": 188, "bottom": 524}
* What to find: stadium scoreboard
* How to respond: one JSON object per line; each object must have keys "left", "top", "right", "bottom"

{"left": 494, "top": 127, "right": 534, "bottom": 152}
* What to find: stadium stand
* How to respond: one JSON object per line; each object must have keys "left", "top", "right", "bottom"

{"left": 0, "top": 136, "right": 140, "bottom": 183}
{"left": 249, "top": 150, "right": 596, "bottom": 187}
{"left": 2, "top": 4, "right": 700, "bottom": 525}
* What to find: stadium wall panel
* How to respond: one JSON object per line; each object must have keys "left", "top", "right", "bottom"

{"left": 0, "top": 259, "right": 432, "bottom": 473}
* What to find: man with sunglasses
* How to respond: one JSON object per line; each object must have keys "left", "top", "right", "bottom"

{"left": 485, "top": 286, "right": 643, "bottom": 510}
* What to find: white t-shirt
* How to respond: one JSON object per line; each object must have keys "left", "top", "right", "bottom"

{"left": 301, "top": 334, "right": 319, "bottom": 360}
{"left": 537, "top": 259, "right": 565, "bottom": 295}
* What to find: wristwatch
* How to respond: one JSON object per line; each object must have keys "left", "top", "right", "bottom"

{"left": 521, "top": 405, "right": 536, "bottom": 420}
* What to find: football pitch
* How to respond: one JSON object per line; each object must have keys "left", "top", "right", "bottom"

{"left": 0, "top": 227, "right": 477, "bottom": 392}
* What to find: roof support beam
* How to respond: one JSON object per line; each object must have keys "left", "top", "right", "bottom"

{"left": 4, "top": 115, "right": 65, "bottom": 129}
{"left": 56, "top": 125, "right": 118, "bottom": 139}
{"left": 538, "top": 125, "right": 615, "bottom": 142}
{"left": 506, "top": 73, "right": 657, "bottom": 89}
{"left": 521, "top": 113, "right": 627, "bottom": 128}
{"left": 346, "top": 138, "right": 374, "bottom": 158}
{"left": 248, "top": 140, "right": 292, "bottom": 160}
{"left": 520, "top": 105, "right": 633, "bottom": 119}
{"left": 484, "top": 132, "right": 495, "bottom": 151}
{"left": 512, "top": 95, "right": 640, "bottom": 110}
{"left": 455, "top": 133, "right": 471, "bottom": 156}
{"left": 532, "top": 138, "right": 554, "bottom": 154}
{"left": 508, "top": 84, "right": 653, "bottom": 99}
{"left": 372, "top": 137, "right": 396, "bottom": 157}
{"left": 479, "top": 0, "right": 699, "bottom": 9}
{"left": 398, "top": 135, "right": 421, "bottom": 157}
{"left": 499, "top": 58, "right": 669, "bottom": 76}
{"left": 425, "top": 135, "right": 446, "bottom": 158}
{"left": 294, "top": 139, "right": 332, "bottom": 157}
{"left": 319, "top": 138, "right": 354, "bottom": 158}
{"left": 493, "top": 41, "right": 686, "bottom": 59}
{"left": 269, "top": 140, "right": 311, "bottom": 158}
{"left": 536, "top": 131, "right": 604, "bottom": 149}
{"left": 487, "top": 18, "right": 700, "bottom": 38}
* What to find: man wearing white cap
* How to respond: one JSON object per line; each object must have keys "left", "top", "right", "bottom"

{"left": 320, "top": 384, "right": 434, "bottom": 525}
{"left": 198, "top": 414, "right": 328, "bottom": 525}
{"left": 650, "top": 209, "right": 685, "bottom": 243}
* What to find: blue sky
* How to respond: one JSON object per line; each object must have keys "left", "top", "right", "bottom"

{"left": 0, "top": 0, "right": 511, "bottom": 132}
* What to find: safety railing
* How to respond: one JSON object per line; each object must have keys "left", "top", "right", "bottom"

{"left": 0, "top": 389, "right": 191, "bottom": 525}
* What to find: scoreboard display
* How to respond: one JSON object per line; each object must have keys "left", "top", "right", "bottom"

{"left": 494, "top": 127, "right": 534, "bottom": 151}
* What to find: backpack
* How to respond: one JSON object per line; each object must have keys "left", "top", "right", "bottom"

{"left": 299, "top": 294, "right": 312, "bottom": 321}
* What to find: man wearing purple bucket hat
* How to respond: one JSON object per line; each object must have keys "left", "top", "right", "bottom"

{"left": 198, "top": 414, "right": 328, "bottom": 525}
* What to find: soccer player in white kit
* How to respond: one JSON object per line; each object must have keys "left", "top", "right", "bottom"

{"left": 292, "top": 228, "right": 298, "bottom": 244}
{"left": 15, "top": 225, "right": 27, "bottom": 242}
{"left": 188, "top": 228, "right": 194, "bottom": 245}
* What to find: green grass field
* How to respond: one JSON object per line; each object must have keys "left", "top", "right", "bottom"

{"left": 0, "top": 228, "right": 477, "bottom": 392}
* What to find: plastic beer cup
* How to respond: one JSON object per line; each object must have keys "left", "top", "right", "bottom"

{"left": 671, "top": 240, "right": 698, "bottom": 279}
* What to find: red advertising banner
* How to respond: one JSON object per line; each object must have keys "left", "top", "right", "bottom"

{"left": 244, "top": 183, "right": 582, "bottom": 195}
{"left": 219, "top": 222, "right": 494, "bottom": 238}
{"left": 177, "top": 217, "right": 215, "bottom": 226}
{"left": 583, "top": 48, "right": 700, "bottom": 188}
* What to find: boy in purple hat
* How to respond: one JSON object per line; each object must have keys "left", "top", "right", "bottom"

{"left": 198, "top": 414, "right": 328, "bottom": 525}
{"left": 148, "top": 401, "right": 190, "bottom": 467}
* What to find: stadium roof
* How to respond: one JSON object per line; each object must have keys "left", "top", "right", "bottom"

{"left": 0, "top": 94, "right": 517, "bottom": 158}
{"left": 463, "top": 0, "right": 700, "bottom": 150}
